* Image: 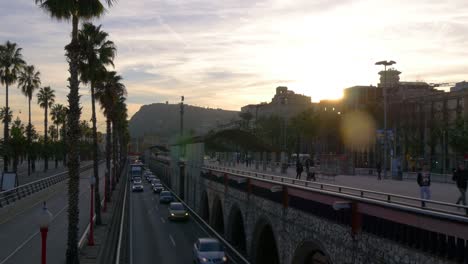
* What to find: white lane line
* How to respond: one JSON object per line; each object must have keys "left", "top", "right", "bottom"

{"left": 169, "top": 235, "right": 176, "bottom": 247}
{"left": 160, "top": 217, "right": 166, "bottom": 224}
{"left": 155, "top": 205, "right": 159, "bottom": 211}
{"left": 116, "top": 176, "right": 129, "bottom": 264}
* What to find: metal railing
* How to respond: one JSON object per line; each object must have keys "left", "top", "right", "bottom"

{"left": 204, "top": 165, "right": 468, "bottom": 221}
{"left": 0, "top": 162, "right": 97, "bottom": 208}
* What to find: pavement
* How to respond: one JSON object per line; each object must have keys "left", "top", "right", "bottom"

{"left": 129, "top": 178, "right": 222, "bottom": 264}
{"left": 211, "top": 162, "right": 464, "bottom": 207}
{"left": 0, "top": 162, "right": 105, "bottom": 264}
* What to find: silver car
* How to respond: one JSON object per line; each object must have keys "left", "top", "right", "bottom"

{"left": 193, "top": 238, "right": 227, "bottom": 263}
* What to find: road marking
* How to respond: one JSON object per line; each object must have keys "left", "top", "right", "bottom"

{"left": 169, "top": 235, "right": 176, "bottom": 247}
{"left": 0, "top": 188, "right": 86, "bottom": 264}
{"left": 160, "top": 217, "right": 166, "bottom": 223}
{"left": 155, "top": 205, "right": 159, "bottom": 211}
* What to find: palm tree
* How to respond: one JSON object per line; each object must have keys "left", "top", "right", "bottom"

{"left": 78, "top": 22, "right": 116, "bottom": 223}
{"left": 18, "top": 65, "right": 41, "bottom": 175}
{"left": 51, "top": 104, "right": 65, "bottom": 141}
{"left": 0, "top": 41, "right": 26, "bottom": 171}
{"left": 37, "top": 86, "right": 55, "bottom": 171}
{"left": 34, "top": 1, "right": 117, "bottom": 261}
{"left": 96, "top": 71, "right": 125, "bottom": 202}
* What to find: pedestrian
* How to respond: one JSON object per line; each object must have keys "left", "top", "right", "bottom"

{"left": 376, "top": 162, "right": 382, "bottom": 180}
{"left": 453, "top": 163, "right": 467, "bottom": 208}
{"left": 296, "top": 161, "right": 303, "bottom": 180}
{"left": 417, "top": 165, "right": 431, "bottom": 207}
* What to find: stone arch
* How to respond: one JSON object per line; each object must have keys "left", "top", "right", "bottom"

{"left": 291, "top": 240, "right": 331, "bottom": 264}
{"left": 210, "top": 195, "right": 225, "bottom": 235}
{"left": 200, "top": 190, "right": 210, "bottom": 222}
{"left": 226, "top": 204, "right": 246, "bottom": 252}
{"left": 251, "top": 217, "right": 280, "bottom": 264}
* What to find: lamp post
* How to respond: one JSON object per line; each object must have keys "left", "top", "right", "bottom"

{"left": 180, "top": 95, "right": 185, "bottom": 137}
{"left": 88, "top": 176, "right": 96, "bottom": 246}
{"left": 38, "top": 202, "right": 53, "bottom": 264}
{"left": 375, "top": 60, "right": 396, "bottom": 179}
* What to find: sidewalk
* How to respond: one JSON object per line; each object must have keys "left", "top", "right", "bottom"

{"left": 210, "top": 161, "right": 462, "bottom": 206}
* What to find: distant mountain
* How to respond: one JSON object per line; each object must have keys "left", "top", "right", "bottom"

{"left": 129, "top": 103, "right": 239, "bottom": 140}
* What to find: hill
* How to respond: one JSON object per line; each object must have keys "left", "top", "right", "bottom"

{"left": 128, "top": 103, "right": 239, "bottom": 140}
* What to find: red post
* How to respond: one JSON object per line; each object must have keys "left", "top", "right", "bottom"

{"left": 88, "top": 184, "right": 95, "bottom": 246}
{"left": 351, "top": 202, "right": 362, "bottom": 238}
{"left": 40, "top": 227, "right": 47, "bottom": 264}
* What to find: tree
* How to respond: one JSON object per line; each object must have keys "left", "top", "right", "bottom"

{"left": 18, "top": 64, "right": 41, "bottom": 175}
{"left": 290, "top": 109, "right": 318, "bottom": 157}
{"left": 10, "top": 117, "right": 27, "bottom": 172}
{"left": 34, "top": 0, "right": 117, "bottom": 261}
{"left": 239, "top": 111, "right": 253, "bottom": 130}
{"left": 96, "top": 71, "right": 126, "bottom": 200}
{"left": 0, "top": 41, "right": 26, "bottom": 171}
{"left": 78, "top": 22, "right": 116, "bottom": 223}
{"left": 51, "top": 104, "right": 65, "bottom": 141}
{"left": 37, "top": 86, "right": 55, "bottom": 171}
{"left": 449, "top": 117, "right": 468, "bottom": 160}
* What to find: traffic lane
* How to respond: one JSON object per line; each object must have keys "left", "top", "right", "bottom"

{"left": 0, "top": 164, "right": 105, "bottom": 264}
{"left": 131, "top": 181, "right": 210, "bottom": 264}
{"left": 131, "top": 183, "right": 179, "bottom": 264}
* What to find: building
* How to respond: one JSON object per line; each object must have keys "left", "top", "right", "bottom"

{"left": 241, "top": 86, "right": 313, "bottom": 120}
{"left": 450, "top": 81, "right": 468, "bottom": 92}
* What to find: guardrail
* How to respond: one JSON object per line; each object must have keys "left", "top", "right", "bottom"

{"left": 204, "top": 165, "right": 468, "bottom": 220}
{"left": 0, "top": 162, "right": 97, "bottom": 208}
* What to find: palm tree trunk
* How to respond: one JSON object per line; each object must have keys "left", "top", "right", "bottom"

{"left": 105, "top": 117, "right": 111, "bottom": 202}
{"left": 4, "top": 82, "right": 9, "bottom": 172}
{"left": 28, "top": 97, "right": 31, "bottom": 176}
{"left": 90, "top": 83, "right": 102, "bottom": 224}
{"left": 112, "top": 120, "right": 117, "bottom": 190}
{"left": 65, "top": 14, "right": 81, "bottom": 264}
{"left": 44, "top": 105, "right": 48, "bottom": 171}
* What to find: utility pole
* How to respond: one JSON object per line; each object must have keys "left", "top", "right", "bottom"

{"left": 375, "top": 60, "right": 396, "bottom": 179}
{"left": 180, "top": 95, "right": 184, "bottom": 137}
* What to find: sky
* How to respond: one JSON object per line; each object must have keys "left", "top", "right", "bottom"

{"left": 1, "top": 0, "right": 468, "bottom": 133}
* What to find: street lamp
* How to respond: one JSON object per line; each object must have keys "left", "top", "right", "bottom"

{"left": 375, "top": 60, "right": 396, "bottom": 179}
{"left": 88, "top": 176, "right": 96, "bottom": 246}
{"left": 38, "top": 202, "right": 53, "bottom": 264}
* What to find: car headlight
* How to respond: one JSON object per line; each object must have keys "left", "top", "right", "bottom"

{"left": 171, "top": 213, "right": 175, "bottom": 216}
{"left": 185, "top": 213, "right": 188, "bottom": 216}
{"left": 223, "top": 256, "right": 227, "bottom": 262}
{"left": 201, "top": 258, "right": 208, "bottom": 262}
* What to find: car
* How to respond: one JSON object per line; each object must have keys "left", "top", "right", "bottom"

{"left": 131, "top": 176, "right": 142, "bottom": 183}
{"left": 151, "top": 178, "right": 161, "bottom": 186}
{"left": 152, "top": 183, "right": 164, "bottom": 193}
{"left": 168, "top": 202, "right": 189, "bottom": 221}
{"left": 132, "top": 183, "right": 144, "bottom": 192}
{"left": 147, "top": 176, "right": 156, "bottom": 183}
{"left": 159, "top": 191, "right": 174, "bottom": 203}
{"left": 133, "top": 178, "right": 142, "bottom": 185}
{"left": 193, "top": 238, "right": 227, "bottom": 263}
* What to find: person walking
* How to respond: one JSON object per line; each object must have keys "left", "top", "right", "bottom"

{"left": 417, "top": 165, "right": 431, "bottom": 207}
{"left": 453, "top": 163, "right": 467, "bottom": 208}
{"left": 376, "top": 162, "right": 382, "bottom": 180}
{"left": 296, "top": 161, "right": 303, "bottom": 180}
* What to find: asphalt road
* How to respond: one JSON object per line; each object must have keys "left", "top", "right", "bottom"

{"left": 0, "top": 162, "right": 105, "bottom": 264}
{"left": 130, "top": 179, "right": 216, "bottom": 264}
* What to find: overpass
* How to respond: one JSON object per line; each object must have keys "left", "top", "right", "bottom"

{"left": 148, "top": 143, "right": 468, "bottom": 264}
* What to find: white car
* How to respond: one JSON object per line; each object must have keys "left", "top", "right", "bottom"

{"left": 132, "top": 183, "right": 144, "bottom": 192}
{"left": 193, "top": 238, "right": 227, "bottom": 263}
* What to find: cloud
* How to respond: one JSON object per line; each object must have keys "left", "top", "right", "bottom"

{"left": 2, "top": 0, "right": 468, "bottom": 125}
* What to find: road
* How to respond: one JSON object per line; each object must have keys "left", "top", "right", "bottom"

{"left": 130, "top": 179, "right": 218, "bottom": 264}
{"left": 0, "top": 162, "right": 105, "bottom": 264}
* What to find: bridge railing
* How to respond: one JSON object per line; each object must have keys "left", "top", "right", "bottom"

{"left": 204, "top": 165, "right": 468, "bottom": 220}
{"left": 0, "top": 162, "right": 95, "bottom": 208}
